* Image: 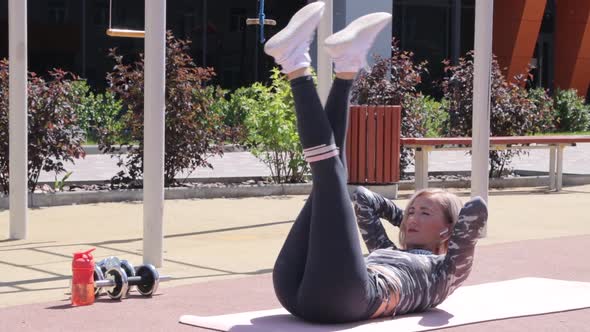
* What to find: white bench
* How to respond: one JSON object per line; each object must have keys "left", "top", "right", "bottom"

{"left": 401, "top": 136, "right": 590, "bottom": 191}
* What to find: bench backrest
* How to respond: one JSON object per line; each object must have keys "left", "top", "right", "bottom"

{"left": 346, "top": 106, "right": 402, "bottom": 184}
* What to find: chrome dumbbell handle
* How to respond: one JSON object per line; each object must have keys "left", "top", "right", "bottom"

{"left": 95, "top": 275, "right": 172, "bottom": 288}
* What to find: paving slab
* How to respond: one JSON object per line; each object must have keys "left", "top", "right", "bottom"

{"left": 37, "top": 143, "right": 590, "bottom": 183}
{"left": 0, "top": 235, "right": 588, "bottom": 331}
{"left": 1, "top": 185, "right": 589, "bottom": 310}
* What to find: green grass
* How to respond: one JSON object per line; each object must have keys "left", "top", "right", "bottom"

{"left": 533, "top": 131, "right": 590, "bottom": 136}
{"left": 82, "top": 138, "right": 140, "bottom": 146}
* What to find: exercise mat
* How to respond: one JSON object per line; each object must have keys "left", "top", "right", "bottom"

{"left": 179, "top": 277, "right": 590, "bottom": 331}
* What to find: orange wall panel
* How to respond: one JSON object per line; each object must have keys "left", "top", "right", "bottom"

{"left": 555, "top": 0, "right": 590, "bottom": 97}
{"left": 493, "top": 0, "right": 524, "bottom": 72}
{"left": 570, "top": 58, "right": 590, "bottom": 96}
{"left": 509, "top": 57, "right": 533, "bottom": 80}
{"left": 493, "top": 0, "right": 546, "bottom": 80}
{"left": 494, "top": 20, "right": 522, "bottom": 57}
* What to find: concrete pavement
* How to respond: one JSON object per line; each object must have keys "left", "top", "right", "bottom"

{"left": 2, "top": 235, "right": 590, "bottom": 332}
{"left": 1, "top": 184, "right": 590, "bottom": 309}
{"left": 37, "top": 143, "right": 590, "bottom": 183}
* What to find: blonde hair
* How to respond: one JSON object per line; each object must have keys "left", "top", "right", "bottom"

{"left": 399, "top": 188, "right": 463, "bottom": 254}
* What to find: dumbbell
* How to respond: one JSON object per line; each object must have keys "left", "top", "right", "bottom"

{"left": 67, "top": 257, "right": 135, "bottom": 297}
{"left": 94, "top": 264, "right": 171, "bottom": 300}
{"left": 93, "top": 257, "right": 135, "bottom": 297}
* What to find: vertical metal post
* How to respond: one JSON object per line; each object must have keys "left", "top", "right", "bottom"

{"left": 556, "top": 145, "right": 564, "bottom": 191}
{"left": 317, "top": 0, "right": 333, "bottom": 105}
{"left": 202, "top": 0, "right": 207, "bottom": 67}
{"left": 8, "top": 0, "right": 28, "bottom": 239}
{"left": 452, "top": 0, "right": 462, "bottom": 65}
{"left": 472, "top": 0, "right": 494, "bottom": 237}
{"left": 415, "top": 148, "right": 429, "bottom": 191}
{"left": 254, "top": 27, "right": 259, "bottom": 81}
{"left": 549, "top": 145, "right": 556, "bottom": 190}
{"left": 82, "top": 0, "right": 87, "bottom": 77}
{"left": 144, "top": 0, "right": 167, "bottom": 267}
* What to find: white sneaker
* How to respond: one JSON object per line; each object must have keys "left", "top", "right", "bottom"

{"left": 324, "top": 12, "right": 392, "bottom": 73}
{"left": 264, "top": 2, "right": 325, "bottom": 74}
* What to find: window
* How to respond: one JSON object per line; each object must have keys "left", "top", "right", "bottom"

{"left": 182, "top": 13, "right": 193, "bottom": 36}
{"left": 94, "top": 0, "right": 109, "bottom": 26}
{"left": 393, "top": 0, "right": 453, "bottom": 96}
{"left": 49, "top": 0, "right": 67, "bottom": 24}
{"left": 230, "top": 8, "right": 247, "bottom": 32}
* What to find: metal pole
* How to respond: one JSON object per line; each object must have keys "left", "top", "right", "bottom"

{"left": 202, "top": 0, "right": 207, "bottom": 67}
{"left": 82, "top": 0, "right": 87, "bottom": 77}
{"left": 254, "top": 26, "right": 259, "bottom": 82}
{"left": 317, "top": 0, "right": 333, "bottom": 105}
{"left": 556, "top": 145, "right": 564, "bottom": 191}
{"left": 472, "top": 0, "right": 493, "bottom": 236}
{"left": 549, "top": 145, "right": 556, "bottom": 190}
{"left": 452, "top": 0, "right": 461, "bottom": 65}
{"left": 143, "top": 0, "right": 166, "bottom": 267}
{"left": 8, "top": 0, "right": 28, "bottom": 239}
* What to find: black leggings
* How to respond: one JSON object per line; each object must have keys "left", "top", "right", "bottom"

{"left": 272, "top": 76, "right": 380, "bottom": 323}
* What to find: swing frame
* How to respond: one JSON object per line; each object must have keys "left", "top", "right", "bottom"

{"left": 245, "top": 18, "right": 276, "bottom": 26}
{"left": 106, "top": 1, "right": 274, "bottom": 40}
{"left": 245, "top": 0, "right": 276, "bottom": 44}
{"left": 106, "top": 0, "right": 145, "bottom": 38}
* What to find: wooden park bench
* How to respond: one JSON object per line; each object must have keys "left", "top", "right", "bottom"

{"left": 345, "top": 105, "right": 590, "bottom": 191}
{"left": 401, "top": 136, "right": 590, "bottom": 191}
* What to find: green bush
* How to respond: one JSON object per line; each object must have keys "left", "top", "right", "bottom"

{"left": 103, "top": 32, "right": 236, "bottom": 187}
{"left": 240, "top": 68, "right": 308, "bottom": 183}
{"left": 0, "top": 59, "right": 86, "bottom": 194}
{"left": 526, "top": 87, "right": 556, "bottom": 134}
{"left": 442, "top": 53, "right": 537, "bottom": 177}
{"left": 351, "top": 39, "right": 429, "bottom": 175}
{"left": 208, "top": 86, "right": 254, "bottom": 145}
{"left": 71, "top": 80, "right": 124, "bottom": 143}
{"left": 553, "top": 89, "right": 590, "bottom": 132}
{"left": 406, "top": 95, "right": 449, "bottom": 137}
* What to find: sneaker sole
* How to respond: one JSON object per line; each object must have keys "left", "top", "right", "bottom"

{"left": 264, "top": 2, "right": 325, "bottom": 57}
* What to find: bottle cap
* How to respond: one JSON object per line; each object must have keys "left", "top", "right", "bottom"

{"left": 73, "top": 248, "right": 96, "bottom": 266}
{"left": 73, "top": 248, "right": 95, "bottom": 260}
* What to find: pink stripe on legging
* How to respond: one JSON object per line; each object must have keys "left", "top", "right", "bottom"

{"left": 303, "top": 144, "right": 327, "bottom": 152}
{"left": 304, "top": 144, "right": 338, "bottom": 158}
{"left": 305, "top": 149, "right": 340, "bottom": 163}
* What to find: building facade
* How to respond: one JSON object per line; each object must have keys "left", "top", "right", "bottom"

{"left": 0, "top": 0, "right": 306, "bottom": 89}
{"left": 1, "top": 0, "right": 589, "bottom": 99}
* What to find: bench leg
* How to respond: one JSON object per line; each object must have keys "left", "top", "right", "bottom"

{"left": 556, "top": 145, "right": 564, "bottom": 191}
{"left": 415, "top": 148, "right": 429, "bottom": 190}
{"left": 549, "top": 146, "right": 556, "bottom": 191}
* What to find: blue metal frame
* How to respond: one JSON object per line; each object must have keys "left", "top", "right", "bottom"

{"left": 258, "top": 0, "right": 266, "bottom": 43}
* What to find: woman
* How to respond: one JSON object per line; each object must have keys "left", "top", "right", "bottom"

{"left": 353, "top": 186, "right": 462, "bottom": 255}
{"left": 265, "top": 2, "right": 488, "bottom": 324}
